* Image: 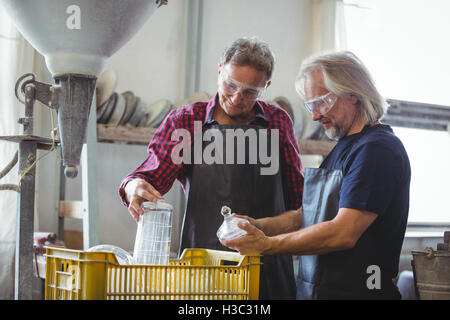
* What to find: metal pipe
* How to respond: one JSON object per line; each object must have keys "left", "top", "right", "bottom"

{"left": 0, "top": 151, "right": 18, "bottom": 180}
{"left": 183, "top": 0, "right": 204, "bottom": 99}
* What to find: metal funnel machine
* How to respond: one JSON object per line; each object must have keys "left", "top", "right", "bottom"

{"left": 1, "top": 0, "right": 166, "bottom": 177}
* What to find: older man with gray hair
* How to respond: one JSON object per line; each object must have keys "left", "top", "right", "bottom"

{"left": 222, "top": 51, "right": 411, "bottom": 300}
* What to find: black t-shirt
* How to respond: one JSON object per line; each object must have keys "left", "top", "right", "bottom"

{"left": 320, "top": 124, "right": 411, "bottom": 298}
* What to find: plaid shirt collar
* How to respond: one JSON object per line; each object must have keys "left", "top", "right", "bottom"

{"left": 204, "top": 93, "right": 269, "bottom": 126}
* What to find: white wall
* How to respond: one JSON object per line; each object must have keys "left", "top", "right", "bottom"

{"left": 35, "top": 1, "right": 317, "bottom": 254}
{"left": 200, "top": 0, "right": 314, "bottom": 137}
{"left": 200, "top": 0, "right": 312, "bottom": 101}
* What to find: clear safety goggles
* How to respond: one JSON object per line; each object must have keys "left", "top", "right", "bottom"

{"left": 218, "top": 70, "right": 267, "bottom": 100}
{"left": 304, "top": 92, "right": 338, "bottom": 115}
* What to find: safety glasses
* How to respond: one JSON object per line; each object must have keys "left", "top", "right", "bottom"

{"left": 218, "top": 70, "right": 267, "bottom": 100}
{"left": 304, "top": 92, "right": 338, "bottom": 115}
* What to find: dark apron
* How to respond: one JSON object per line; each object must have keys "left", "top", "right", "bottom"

{"left": 179, "top": 124, "right": 296, "bottom": 300}
{"left": 296, "top": 129, "right": 367, "bottom": 300}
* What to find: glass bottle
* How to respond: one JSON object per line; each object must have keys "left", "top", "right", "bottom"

{"left": 216, "top": 205, "right": 248, "bottom": 240}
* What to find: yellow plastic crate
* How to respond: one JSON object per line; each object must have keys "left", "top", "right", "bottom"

{"left": 44, "top": 247, "right": 261, "bottom": 300}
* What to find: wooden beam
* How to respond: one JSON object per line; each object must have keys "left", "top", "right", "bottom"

{"left": 59, "top": 200, "right": 84, "bottom": 219}
{"left": 0, "top": 134, "right": 58, "bottom": 150}
{"left": 97, "top": 124, "right": 155, "bottom": 145}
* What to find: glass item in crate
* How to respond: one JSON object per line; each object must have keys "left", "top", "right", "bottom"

{"left": 87, "top": 244, "right": 133, "bottom": 265}
{"left": 133, "top": 200, "right": 173, "bottom": 265}
{"left": 216, "top": 205, "right": 248, "bottom": 240}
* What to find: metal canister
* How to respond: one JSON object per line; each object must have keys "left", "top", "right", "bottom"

{"left": 412, "top": 231, "right": 450, "bottom": 299}
{"left": 133, "top": 200, "right": 173, "bottom": 265}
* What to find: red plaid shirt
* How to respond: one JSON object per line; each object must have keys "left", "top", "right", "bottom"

{"left": 119, "top": 93, "right": 304, "bottom": 210}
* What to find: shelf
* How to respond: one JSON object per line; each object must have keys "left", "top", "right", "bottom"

{"left": 0, "top": 134, "right": 59, "bottom": 150}
{"left": 97, "top": 124, "right": 156, "bottom": 145}
{"left": 97, "top": 124, "right": 336, "bottom": 155}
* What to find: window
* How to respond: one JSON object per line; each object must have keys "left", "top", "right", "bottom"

{"left": 344, "top": 0, "right": 450, "bottom": 223}
{"left": 0, "top": 7, "right": 18, "bottom": 136}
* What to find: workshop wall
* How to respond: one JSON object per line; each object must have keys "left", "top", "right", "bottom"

{"left": 199, "top": 0, "right": 313, "bottom": 111}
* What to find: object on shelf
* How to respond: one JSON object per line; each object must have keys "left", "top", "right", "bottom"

{"left": 97, "top": 90, "right": 213, "bottom": 129}
{"left": 96, "top": 70, "right": 118, "bottom": 108}
{"left": 97, "top": 91, "right": 116, "bottom": 124}
{"left": 106, "top": 91, "right": 126, "bottom": 126}
{"left": 189, "top": 91, "right": 211, "bottom": 104}
{"left": 174, "top": 91, "right": 212, "bottom": 109}
{"left": 273, "top": 96, "right": 295, "bottom": 122}
{"left": 174, "top": 97, "right": 191, "bottom": 109}
{"left": 119, "top": 91, "right": 138, "bottom": 125}
{"left": 127, "top": 96, "right": 147, "bottom": 127}
{"left": 145, "top": 99, "right": 173, "bottom": 128}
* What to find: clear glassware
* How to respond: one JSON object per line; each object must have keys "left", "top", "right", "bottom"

{"left": 87, "top": 244, "right": 133, "bottom": 265}
{"left": 133, "top": 200, "right": 173, "bottom": 265}
{"left": 216, "top": 205, "right": 248, "bottom": 240}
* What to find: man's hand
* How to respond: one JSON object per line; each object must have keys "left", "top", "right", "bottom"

{"left": 230, "top": 213, "right": 259, "bottom": 228}
{"left": 124, "top": 178, "right": 164, "bottom": 222}
{"left": 220, "top": 220, "right": 272, "bottom": 255}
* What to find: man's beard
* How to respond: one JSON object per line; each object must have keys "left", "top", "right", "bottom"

{"left": 324, "top": 123, "right": 345, "bottom": 141}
